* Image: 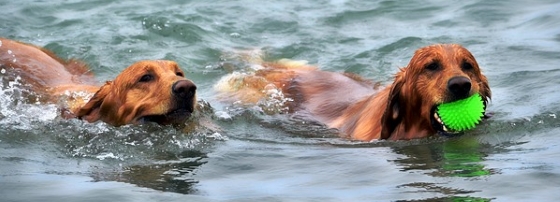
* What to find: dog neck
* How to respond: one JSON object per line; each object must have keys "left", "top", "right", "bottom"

{"left": 47, "top": 84, "right": 101, "bottom": 118}
{"left": 329, "top": 86, "right": 435, "bottom": 141}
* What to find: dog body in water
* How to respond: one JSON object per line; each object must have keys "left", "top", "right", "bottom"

{"left": 216, "top": 44, "right": 491, "bottom": 141}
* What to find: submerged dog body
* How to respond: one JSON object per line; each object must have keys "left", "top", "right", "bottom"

{"left": 0, "top": 38, "right": 197, "bottom": 126}
{"left": 216, "top": 44, "right": 491, "bottom": 141}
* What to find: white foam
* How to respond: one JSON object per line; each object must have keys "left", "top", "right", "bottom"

{"left": 215, "top": 110, "right": 232, "bottom": 120}
{"left": 207, "top": 132, "right": 228, "bottom": 141}
{"left": 96, "top": 152, "right": 123, "bottom": 161}
{"left": 229, "top": 32, "right": 241, "bottom": 37}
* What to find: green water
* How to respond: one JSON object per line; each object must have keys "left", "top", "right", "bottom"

{"left": 1, "top": 0, "right": 560, "bottom": 201}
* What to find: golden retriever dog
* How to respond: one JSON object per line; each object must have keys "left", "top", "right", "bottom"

{"left": 216, "top": 44, "right": 491, "bottom": 141}
{"left": 0, "top": 38, "right": 197, "bottom": 127}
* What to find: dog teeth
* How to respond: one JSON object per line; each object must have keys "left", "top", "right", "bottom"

{"left": 434, "top": 113, "right": 443, "bottom": 124}
{"left": 435, "top": 112, "right": 457, "bottom": 134}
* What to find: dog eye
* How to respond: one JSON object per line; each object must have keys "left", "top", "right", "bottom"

{"left": 425, "top": 61, "right": 441, "bottom": 71}
{"left": 139, "top": 74, "right": 154, "bottom": 82}
{"left": 462, "top": 61, "right": 474, "bottom": 70}
{"left": 176, "top": 72, "right": 184, "bottom": 77}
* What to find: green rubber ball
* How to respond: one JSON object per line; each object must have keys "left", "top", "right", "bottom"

{"left": 436, "top": 93, "right": 485, "bottom": 132}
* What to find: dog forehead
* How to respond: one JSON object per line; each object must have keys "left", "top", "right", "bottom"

{"left": 418, "top": 44, "right": 457, "bottom": 58}
{"left": 155, "top": 60, "right": 180, "bottom": 71}
{"left": 443, "top": 44, "right": 473, "bottom": 59}
{"left": 414, "top": 44, "right": 475, "bottom": 65}
{"left": 126, "top": 60, "right": 179, "bottom": 72}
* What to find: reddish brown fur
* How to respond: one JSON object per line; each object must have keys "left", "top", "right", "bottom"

{"left": 217, "top": 44, "right": 490, "bottom": 141}
{"left": 0, "top": 38, "right": 197, "bottom": 126}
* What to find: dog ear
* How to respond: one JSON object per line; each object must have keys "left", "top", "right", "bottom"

{"left": 479, "top": 74, "right": 491, "bottom": 103}
{"left": 380, "top": 71, "right": 406, "bottom": 139}
{"left": 76, "top": 81, "right": 118, "bottom": 124}
{"left": 478, "top": 74, "right": 492, "bottom": 119}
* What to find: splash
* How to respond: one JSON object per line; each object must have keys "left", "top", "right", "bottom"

{"left": 0, "top": 74, "right": 58, "bottom": 129}
{"left": 257, "top": 83, "right": 293, "bottom": 115}
{"left": 215, "top": 73, "right": 294, "bottom": 115}
{"left": 215, "top": 49, "right": 297, "bottom": 115}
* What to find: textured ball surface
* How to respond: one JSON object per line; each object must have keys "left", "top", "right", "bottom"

{"left": 436, "top": 93, "right": 485, "bottom": 132}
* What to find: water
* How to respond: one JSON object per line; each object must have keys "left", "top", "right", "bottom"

{"left": 1, "top": 0, "right": 560, "bottom": 201}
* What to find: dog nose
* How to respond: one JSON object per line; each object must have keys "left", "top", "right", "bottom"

{"left": 447, "top": 76, "right": 471, "bottom": 99}
{"left": 172, "top": 80, "right": 197, "bottom": 99}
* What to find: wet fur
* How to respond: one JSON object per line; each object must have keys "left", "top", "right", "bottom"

{"left": 0, "top": 38, "right": 197, "bottom": 127}
{"left": 216, "top": 44, "right": 491, "bottom": 141}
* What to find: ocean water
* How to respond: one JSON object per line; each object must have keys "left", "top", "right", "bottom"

{"left": 1, "top": 0, "right": 560, "bottom": 201}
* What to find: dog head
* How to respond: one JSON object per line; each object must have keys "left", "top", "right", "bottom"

{"left": 381, "top": 44, "right": 491, "bottom": 139}
{"left": 76, "top": 60, "right": 197, "bottom": 126}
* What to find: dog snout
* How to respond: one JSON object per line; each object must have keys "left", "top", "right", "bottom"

{"left": 172, "top": 80, "right": 197, "bottom": 99}
{"left": 447, "top": 76, "right": 471, "bottom": 99}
